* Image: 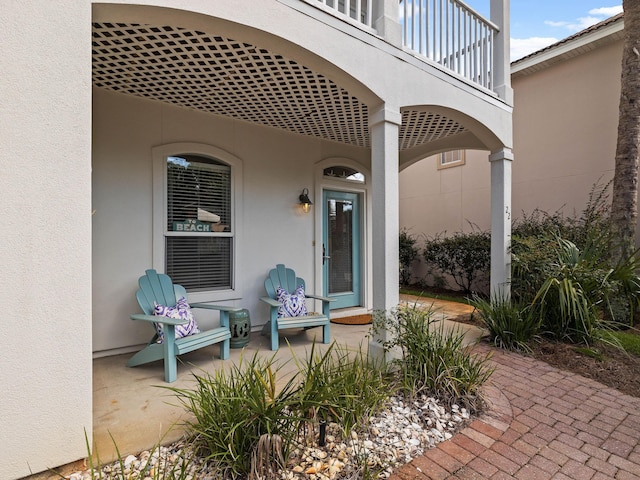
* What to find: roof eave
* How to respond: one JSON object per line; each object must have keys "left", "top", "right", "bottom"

{"left": 511, "top": 16, "right": 624, "bottom": 78}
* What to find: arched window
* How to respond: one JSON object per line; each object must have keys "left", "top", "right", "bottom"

{"left": 323, "top": 166, "right": 365, "bottom": 183}
{"left": 153, "top": 143, "right": 242, "bottom": 299}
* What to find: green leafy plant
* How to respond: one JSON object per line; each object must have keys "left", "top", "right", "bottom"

{"left": 511, "top": 180, "right": 640, "bottom": 332}
{"left": 471, "top": 293, "right": 539, "bottom": 352}
{"left": 171, "top": 352, "right": 301, "bottom": 477}
{"left": 169, "top": 342, "right": 397, "bottom": 477}
{"left": 371, "top": 304, "right": 493, "bottom": 411}
{"left": 294, "top": 341, "right": 393, "bottom": 436}
{"left": 511, "top": 180, "right": 615, "bottom": 306}
{"left": 399, "top": 228, "right": 419, "bottom": 286}
{"left": 530, "top": 235, "right": 620, "bottom": 343}
{"left": 422, "top": 229, "right": 490, "bottom": 294}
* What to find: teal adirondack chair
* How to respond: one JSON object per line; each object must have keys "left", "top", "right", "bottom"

{"left": 260, "top": 264, "right": 333, "bottom": 350}
{"left": 127, "top": 269, "right": 242, "bottom": 382}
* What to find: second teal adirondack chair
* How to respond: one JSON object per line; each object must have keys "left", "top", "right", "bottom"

{"left": 127, "top": 269, "right": 242, "bottom": 382}
{"left": 260, "top": 264, "right": 333, "bottom": 350}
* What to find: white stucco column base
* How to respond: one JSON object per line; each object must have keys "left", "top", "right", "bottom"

{"left": 368, "top": 105, "right": 401, "bottom": 357}
{"left": 489, "top": 148, "right": 513, "bottom": 299}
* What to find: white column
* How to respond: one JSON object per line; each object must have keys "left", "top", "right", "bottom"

{"left": 369, "top": 105, "right": 401, "bottom": 352}
{"left": 490, "top": 0, "right": 514, "bottom": 104}
{"left": 489, "top": 148, "right": 513, "bottom": 299}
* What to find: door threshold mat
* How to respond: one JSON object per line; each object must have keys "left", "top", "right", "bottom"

{"left": 330, "top": 314, "right": 372, "bottom": 325}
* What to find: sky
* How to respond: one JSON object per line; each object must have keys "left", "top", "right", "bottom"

{"left": 470, "top": 1, "right": 623, "bottom": 61}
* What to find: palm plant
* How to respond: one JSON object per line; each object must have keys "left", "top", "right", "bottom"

{"left": 530, "top": 233, "right": 640, "bottom": 343}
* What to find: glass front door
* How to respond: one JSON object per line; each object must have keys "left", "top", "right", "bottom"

{"left": 322, "top": 190, "right": 361, "bottom": 309}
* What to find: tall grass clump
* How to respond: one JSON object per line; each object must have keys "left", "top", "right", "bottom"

{"left": 169, "top": 342, "right": 395, "bottom": 478}
{"left": 471, "top": 294, "right": 539, "bottom": 352}
{"left": 372, "top": 304, "right": 493, "bottom": 411}
{"left": 171, "top": 352, "right": 301, "bottom": 478}
{"left": 294, "top": 341, "right": 393, "bottom": 436}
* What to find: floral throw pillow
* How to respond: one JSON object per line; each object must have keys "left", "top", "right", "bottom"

{"left": 153, "top": 296, "right": 200, "bottom": 343}
{"left": 276, "top": 285, "right": 308, "bottom": 318}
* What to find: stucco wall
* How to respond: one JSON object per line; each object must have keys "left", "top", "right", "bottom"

{"left": 0, "top": 1, "right": 93, "bottom": 479}
{"left": 399, "top": 150, "right": 491, "bottom": 284}
{"left": 400, "top": 151, "right": 492, "bottom": 236}
{"left": 511, "top": 40, "right": 622, "bottom": 217}
{"left": 92, "top": 88, "right": 371, "bottom": 354}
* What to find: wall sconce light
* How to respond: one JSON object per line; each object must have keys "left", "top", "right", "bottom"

{"left": 299, "top": 188, "right": 313, "bottom": 213}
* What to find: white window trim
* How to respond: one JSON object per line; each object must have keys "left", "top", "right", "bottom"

{"left": 437, "top": 150, "right": 466, "bottom": 169}
{"left": 152, "top": 142, "right": 244, "bottom": 303}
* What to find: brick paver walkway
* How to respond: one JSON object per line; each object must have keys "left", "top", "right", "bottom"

{"left": 391, "top": 344, "right": 640, "bottom": 480}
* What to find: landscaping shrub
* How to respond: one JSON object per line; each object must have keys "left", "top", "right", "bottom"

{"left": 170, "top": 343, "right": 395, "bottom": 478}
{"left": 530, "top": 235, "right": 637, "bottom": 343}
{"left": 511, "top": 209, "right": 571, "bottom": 305}
{"left": 171, "top": 352, "right": 301, "bottom": 477}
{"left": 295, "top": 342, "right": 392, "bottom": 435}
{"left": 470, "top": 293, "right": 539, "bottom": 352}
{"left": 511, "top": 181, "right": 614, "bottom": 306}
{"left": 510, "top": 181, "right": 640, "bottom": 332}
{"left": 422, "top": 229, "right": 490, "bottom": 294}
{"left": 399, "top": 228, "right": 419, "bottom": 286}
{"left": 371, "top": 304, "right": 493, "bottom": 411}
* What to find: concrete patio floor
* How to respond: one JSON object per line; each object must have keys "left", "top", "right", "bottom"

{"left": 92, "top": 296, "right": 482, "bottom": 465}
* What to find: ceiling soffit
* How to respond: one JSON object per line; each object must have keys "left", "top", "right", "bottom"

{"left": 92, "top": 22, "right": 468, "bottom": 151}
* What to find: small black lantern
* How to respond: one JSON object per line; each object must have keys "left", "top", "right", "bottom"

{"left": 299, "top": 188, "right": 313, "bottom": 213}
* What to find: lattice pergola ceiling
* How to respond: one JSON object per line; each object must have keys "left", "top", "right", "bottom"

{"left": 92, "top": 22, "right": 467, "bottom": 150}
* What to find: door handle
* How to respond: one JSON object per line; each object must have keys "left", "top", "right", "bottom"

{"left": 323, "top": 244, "right": 330, "bottom": 264}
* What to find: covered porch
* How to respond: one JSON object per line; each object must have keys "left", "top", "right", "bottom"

{"left": 1, "top": 1, "right": 512, "bottom": 478}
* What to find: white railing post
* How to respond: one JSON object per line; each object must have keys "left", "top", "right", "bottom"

{"left": 373, "top": 0, "right": 402, "bottom": 46}
{"left": 313, "top": 0, "right": 373, "bottom": 27}
{"left": 490, "top": 0, "right": 513, "bottom": 103}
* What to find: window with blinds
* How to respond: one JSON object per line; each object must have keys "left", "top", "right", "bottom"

{"left": 438, "top": 150, "right": 466, "bottom": 169}
{"left": 165, "top": 155, "right": 232, "bottom": 291}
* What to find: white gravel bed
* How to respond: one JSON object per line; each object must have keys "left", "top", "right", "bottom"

{"left": 65, "top": 395, "right": 470, "bottom": 480}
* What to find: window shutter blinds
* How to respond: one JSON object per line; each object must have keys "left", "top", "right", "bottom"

{"left": 165, "top": 155, "right": 232, "bottom": 291}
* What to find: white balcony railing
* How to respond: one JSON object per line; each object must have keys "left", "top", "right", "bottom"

{"left": 315, "top": 0, "right": 373, "bottom": 26}
{"left": 310, "top": 0, "right": 499, "bottom": 91}
{"left": 400, "top": 0, "right": 498, "bottom": 90}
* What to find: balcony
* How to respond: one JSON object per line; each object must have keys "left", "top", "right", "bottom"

{"left": 306, "top": 0, "right": 504, "bottom": 94}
